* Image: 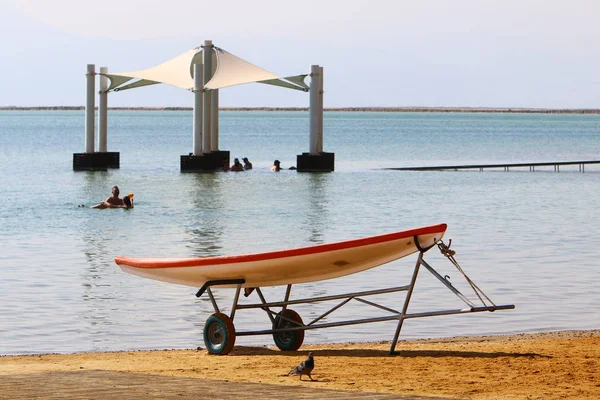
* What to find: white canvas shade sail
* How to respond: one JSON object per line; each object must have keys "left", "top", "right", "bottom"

{"left": 102, "top": 46, "right": 307, "bottom": 93}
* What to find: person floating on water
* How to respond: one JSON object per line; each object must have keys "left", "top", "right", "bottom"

{"left": 106, "top": 185, "right": 124, "bottom": 206}
{"left": 122, "top": 194, "right": 134, "bottom": 208}
{"left": 242, "top": 157, "right": 253, "bottom": 170}
{"left": 91, "top": 186, "right": 134, "bottom": 209}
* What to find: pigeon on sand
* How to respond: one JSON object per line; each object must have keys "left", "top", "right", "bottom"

{"left": 288, "top": 352, "right": 315, "bottom": 381}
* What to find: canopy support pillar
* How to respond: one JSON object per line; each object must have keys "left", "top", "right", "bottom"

{"left": 180, "top": 41, "right": 229, "bottom": 172}
{"left": 297, "top": 65, "right": 334, "bottom": 172}
{"left": 202, "top": 40, "right": 213, "bottom": 154}
{"left": 74, "top": 64, "right": 118, "bottom": 170}
{"left": 85, "top": 64, "right": 95, "bottom": 154}
{"left": 193, "top": 63, "right": 203, "bottom": 156}
{"left": 98, "top": 67, "right": 108, "bottom": 152}
{"left": 211, "top": 89, "right": 219, "bottom": 152}
{"left": 96, "top": 67, "right": 120, "bottom": 168}
{"left": 316, "top": 66, "right": 324, "bottom": 153}
{"left": 309, "top": 65, "right": 320, "bottom": 155}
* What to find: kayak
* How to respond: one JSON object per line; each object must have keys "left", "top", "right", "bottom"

{"left": 115, "top": 223, "right": 447, "bottom": 287}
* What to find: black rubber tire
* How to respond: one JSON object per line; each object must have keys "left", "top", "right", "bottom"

{"left": 272, "top": 309, "right": 305, "bottom": 351}
{"left": 203, "top": 312, "right": 236, "bottom": 355}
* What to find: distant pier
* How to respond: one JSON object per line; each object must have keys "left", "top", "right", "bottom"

{"left": 387, "top": 160, "right": 600, "bottom": 172}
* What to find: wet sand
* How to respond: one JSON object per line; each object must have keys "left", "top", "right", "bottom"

{"left": 1, "top": 330, "right": 598, "bottom": 399}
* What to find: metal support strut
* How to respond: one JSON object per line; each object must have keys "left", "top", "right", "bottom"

{"left": 389, "top": 252, "right": 423, "bottom": 355}
{"left": 194, "top": 240, "right": 514, "bottom": 355}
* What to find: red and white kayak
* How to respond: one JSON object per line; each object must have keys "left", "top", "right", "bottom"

{"left": 115, "top": 223, "right": 447, "bottom": 287}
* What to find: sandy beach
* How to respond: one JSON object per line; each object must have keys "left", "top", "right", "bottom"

{"left": 1, "top": 330, "right": 598, "bottom": 399}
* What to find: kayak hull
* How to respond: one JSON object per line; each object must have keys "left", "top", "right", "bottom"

{"left": 115, "top": 223, "right": 447, "bottom": 287}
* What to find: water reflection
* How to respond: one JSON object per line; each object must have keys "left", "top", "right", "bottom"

{"left": 76, "top": 171, "right": 123, "bottom": 335}
{"left": 185, "top": 174, "right": 225, "bottom": 257}
{"left": 78, "top": 231, "right": 118, "bottom": 336}
{"left": 79, "top": 170, "right": 111, "bottom": 202}
{"left": 302, "top": 173, "right": 330, "bottom": 244}
{"left": 78, "top": 170, "right": 118, "bottom": 287}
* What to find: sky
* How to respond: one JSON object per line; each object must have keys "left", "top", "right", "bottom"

{"left": 1, "top": 0, "right": 599, "bottom": 108}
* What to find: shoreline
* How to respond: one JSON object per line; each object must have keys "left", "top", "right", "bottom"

{"left": 2, "top": 329, "right": 598, "bottom": 399}
{"left": 2, "top": 106, "right": 600, "bottom": 114}
{"left": 0, "top": 329, "right": 590, "bottom": 357}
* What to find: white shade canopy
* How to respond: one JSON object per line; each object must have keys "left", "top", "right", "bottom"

{"left": 103, "top": 46, "right": 308, "bottom": 93}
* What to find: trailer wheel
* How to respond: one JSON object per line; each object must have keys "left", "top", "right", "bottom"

{"left": 273, "top": 309, "right": 305, "bottom": 351}
{"left": 203, "top": 312, "right": 236, "bottom": 355}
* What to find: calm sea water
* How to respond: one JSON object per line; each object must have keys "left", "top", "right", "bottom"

{"left": 1, "top": 110, "right": 599, "bottom": 355}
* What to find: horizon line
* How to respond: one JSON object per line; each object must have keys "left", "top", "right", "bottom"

{"left": 2, "top": 106, "right": 600, "bottom": 114}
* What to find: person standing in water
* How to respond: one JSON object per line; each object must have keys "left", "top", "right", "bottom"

{"left": 230, "top": 158, "right": 244, "bottom": 172}
{"left": 270, "top": 160, "right": 281, "bottom": 172}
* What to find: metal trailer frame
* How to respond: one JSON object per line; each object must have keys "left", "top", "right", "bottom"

{"left": 196, "top": 241, "right": 515, "bottom": 355}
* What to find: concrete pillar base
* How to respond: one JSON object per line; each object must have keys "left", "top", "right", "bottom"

{"left": 73, "top": 152, "right": 120, "bottom": 171}
{"left": 296, "top": 152, "right": 335, "bottom": 172}
{"left": 181, "top": 151, "right": 230, "bottom": 172}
